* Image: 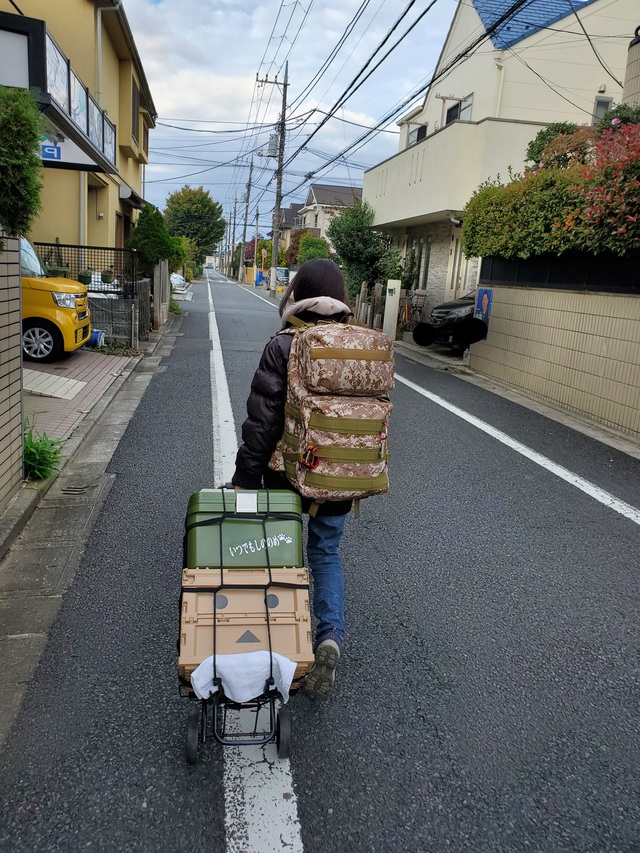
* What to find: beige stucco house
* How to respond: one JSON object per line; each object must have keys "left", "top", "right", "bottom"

{"left": 363, "top": 0, "right": 638, "bottom": 313}
{"left": 296, "top": 184, "right": 362, "bottom": 249}
{"left": 0, "top": 0, "right": 155, "bottom": 515}
{"left": 0, "top": 0, "right": 156, "bottom": 249}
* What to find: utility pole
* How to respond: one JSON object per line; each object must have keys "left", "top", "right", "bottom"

{"left": 238, "top": 159, "right": 254, "bottom": 283}
{"left": 257, "top": 62, "right": 289, "bottom": 296}
{"left": 229, "top": 198, "right": 238, "bottom": 278}
{"left": 253, "top": 208, "right": 259, "bottom": 286}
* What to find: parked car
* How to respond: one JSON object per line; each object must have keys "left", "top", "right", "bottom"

{"left": 20, "top": 238, "right": 91, "bottom": 363}
{"left": 413, "top": 291, "right": 486, "bottom": 353}
{"left": 170, "top": 272, "right": 186, "bottom": 288}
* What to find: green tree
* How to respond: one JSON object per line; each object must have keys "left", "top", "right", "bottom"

{"left": 232, "top": 242, "right": 242, "bottom": 278}
{"left": 286, "top": 228, "right": 312, "bottom": 265}
{"left": 257, "top": 238, "right": 272, "bottom": 270}
{"left": 298, "top": 234, "right": 330, "bottom": 264}
{"left": 526, "top": 122, "right": 579, "bottom": 168}
{"left": 597, "top": 103, "right": 640, "bottom": 132}
{"left": 127, "top": 204, "right": 185, "bottom": 276}
{"left": 326, "top": 199, "right": 394, "bottom": 298}
{"left": 164, "top": 186, "right": 226, "bottom": 261}
{"left": 0, "top": 86, "right": 43, "bottom": 251}
{"left": 178, "top": 235, "right": 198, "bottom": 280}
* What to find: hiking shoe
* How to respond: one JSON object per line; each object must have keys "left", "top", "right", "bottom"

{"left": 303, "top": 639, "right": 341, "bottom": 697}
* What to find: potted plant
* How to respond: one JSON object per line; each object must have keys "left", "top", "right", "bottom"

{"left": 46, "top": 265, "right": 70, "bottom": 278}
{"left": 101, "top": 266, "right": 115, "bottom": 284}
{"left": 78, "top": 267, "right": 93, "bottom": 285}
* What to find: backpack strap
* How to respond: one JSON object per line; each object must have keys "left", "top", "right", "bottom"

{"left": 287, "top": 315, "right": 308, "bottom": 329}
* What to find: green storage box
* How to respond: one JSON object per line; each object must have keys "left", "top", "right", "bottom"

{"left": 184, "top": 489, "right": 303, "bottom": 569}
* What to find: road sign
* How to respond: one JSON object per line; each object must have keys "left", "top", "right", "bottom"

{"left": 41, "top": 145, "right": 61, "bottom": 160}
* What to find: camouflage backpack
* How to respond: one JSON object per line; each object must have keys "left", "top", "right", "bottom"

{"left": 269, "top": 319, "right": 394, "bottom": 514}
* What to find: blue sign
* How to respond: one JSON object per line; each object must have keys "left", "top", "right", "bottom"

{"left": 41, "top": 145, "right": 61, "bottom": 160}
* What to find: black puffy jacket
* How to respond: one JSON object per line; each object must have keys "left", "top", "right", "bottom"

{"left": 232, "top": 312, "right": 352, "bottom": 516}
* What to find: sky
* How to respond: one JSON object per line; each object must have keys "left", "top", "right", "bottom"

{"left": 123, "top": 0, "right": 459, "bottom": 243}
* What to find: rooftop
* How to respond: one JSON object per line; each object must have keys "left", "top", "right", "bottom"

{"left": 471, "top": 0, "right": 598, "bottom": 50}
{"left": 304, "top": 184, "right": 363, "bottom": 208}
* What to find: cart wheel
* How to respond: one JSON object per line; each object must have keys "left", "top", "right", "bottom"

{"left": 186, "top": 706, "right": 200, "bottom": 765}
{"left": 200, "top": 699, "right": 208, "bottom": 744}
{"left": 276, "top": 705, "right": 292, "bottom": 759}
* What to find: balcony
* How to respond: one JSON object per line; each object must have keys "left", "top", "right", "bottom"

{"left": 0, "top": 11, "right": 117, "bottom": 174}
{"left": 363, "top": 117, "right": 546, "bottom": 230}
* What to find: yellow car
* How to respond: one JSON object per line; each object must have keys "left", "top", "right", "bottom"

{"left": 21, "top": 238, "right": 91, "bottom": 363}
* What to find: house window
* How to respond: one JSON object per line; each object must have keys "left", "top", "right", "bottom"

{"left": 408, "top": 124, "right": 427, "bottom": 146}
{"left": 131, "top": 78, "right": 140, "bottom": 144}
{"left": 592, "top": 96, "right": 612, "bottom": 125}
{"left": 446, "top": 94, "right": 473, "bottom": 126}
{"left": 446, "top": 102, "right": 460, "bottom": 124}
{"left": 314, "top": 213, "right": 318, "bottom": 227}
{"left": 143, "top": 123, "right": 149, "bottom": 156}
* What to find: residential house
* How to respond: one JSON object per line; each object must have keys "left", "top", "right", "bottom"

{"left": 279, "top": 203, "right": 304, "bottom": 253}
{"left": 296, "top": 184, "right": 362, "bottom": 248}
{"left": 0, "top": 0, "right": 155, "bottom": 514}
{"left": 363, "top": 0, "right": 637, "bottom": 312}
{"left": 364, "top": 0, "right": 640, "bottom": 441}
{"left": 0, "top": 0, "right": 156, "bottom": 249}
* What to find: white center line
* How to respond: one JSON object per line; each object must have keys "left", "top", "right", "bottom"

{"left": 395, "top": 373, "right": 640, "bottom": 526}
{"left": 206, "top": 282, "right": 305, "bottom": 853}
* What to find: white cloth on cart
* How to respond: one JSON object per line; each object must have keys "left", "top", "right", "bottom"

{"left": 190, "top": 651, "right": 298, "bottom": 704}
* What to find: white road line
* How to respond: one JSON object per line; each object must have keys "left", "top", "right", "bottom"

{"left": 206, "top": 283, "right": 305, "bottom": 853}
{"left": 395, "top": 374, "right": 640, "bottom": 526}
{"left": 208, "top": 283, "right": 237, "bottom": 484}
{"left": 237, "top": 283, "right": 279, "bottom": 308}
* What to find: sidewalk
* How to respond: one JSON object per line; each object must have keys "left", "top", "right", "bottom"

{"left": 0, "top": 324, "right": 171, "bottom": 562}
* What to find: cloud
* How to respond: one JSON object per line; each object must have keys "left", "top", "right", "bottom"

{"left": 124, "top": 0, "right": 457, "bottom": 221}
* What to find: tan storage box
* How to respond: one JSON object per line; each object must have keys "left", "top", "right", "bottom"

{"left": 178, "top": 567, "right": 314, "bottom": 685}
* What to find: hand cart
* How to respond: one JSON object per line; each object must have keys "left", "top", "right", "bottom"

{"left": 177, "top": 487, "right": 313, "bottom": 764}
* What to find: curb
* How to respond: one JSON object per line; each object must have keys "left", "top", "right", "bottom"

{"left": 0, "top": 315, "right": 180, "bottom": 562}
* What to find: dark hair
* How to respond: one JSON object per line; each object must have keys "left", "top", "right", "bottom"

{"left": 279, "top": 258, "right": 349, "bottom": 317}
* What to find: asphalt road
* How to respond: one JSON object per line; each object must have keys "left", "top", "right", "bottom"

{"left": 1, "top": 276, "right": 639, "bottom": 852}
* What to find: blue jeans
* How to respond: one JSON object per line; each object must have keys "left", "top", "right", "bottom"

{"left": 307, "top": 513, "right": 347, "bottom": 649}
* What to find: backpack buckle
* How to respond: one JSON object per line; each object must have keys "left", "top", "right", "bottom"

{"left": 301, "top": 445, "right": 320, "bottom": 469}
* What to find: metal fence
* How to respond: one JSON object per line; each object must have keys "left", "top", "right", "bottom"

{"left": 34, "top": 241, "right": 151, "bottom": 343}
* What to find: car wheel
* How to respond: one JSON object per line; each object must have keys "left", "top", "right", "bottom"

{"left": 22, "top": 319, "right": 64, "bottom": 363}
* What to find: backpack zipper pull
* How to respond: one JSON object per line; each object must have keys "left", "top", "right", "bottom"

{"left": 379, "top": 423, "right": 388, "bottom": 459}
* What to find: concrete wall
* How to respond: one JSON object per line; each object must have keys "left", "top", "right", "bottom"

{"left": 364, "top": 117, "right": 546, "bottom": 228}
{"left": 470, "top": 287, "right": 640, "bottom": 439}
{"left": 0, "top": 237, "right": 24, "bottom": 514}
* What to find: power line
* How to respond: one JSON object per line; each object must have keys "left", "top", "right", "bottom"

{"left": 281, "top": 0, "right": 538, "bottom": 200}
{"left": 146, "top": 143, "right": 265, "bottom": 184}
{"left": 247, "top": 0, "right": 439, "bottom": 217}
{"left": 566, "top": 0, "right": 623, "bottom": 87}
{"left": 507, "top": 48, "right": 601, "bottom": 116}
{"left": 288, "top": 0, "right": 374, "bottom": 111}
{"left": 283, "top": 0, "right": 428, "bottom": 171}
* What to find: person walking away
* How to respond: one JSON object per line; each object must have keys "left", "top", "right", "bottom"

{"left": 232, "top": 260, "right": 353, "bottom": 696}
